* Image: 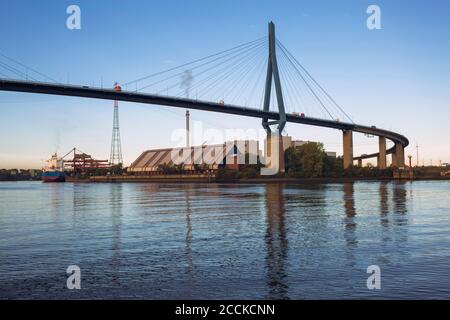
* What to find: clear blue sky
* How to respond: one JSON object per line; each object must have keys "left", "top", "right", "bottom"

{"left": 1, "top": 0, "right": 449, "bottom": 168}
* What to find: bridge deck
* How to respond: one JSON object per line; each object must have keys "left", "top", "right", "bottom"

{"left": 0, "top": 79, "right": 409, "bottom": 161}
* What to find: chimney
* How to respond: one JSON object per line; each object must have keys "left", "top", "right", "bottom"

{"left": 186, "top": 110, "right": 190, "bottom": 148}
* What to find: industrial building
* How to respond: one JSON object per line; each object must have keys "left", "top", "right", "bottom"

{"left": 128, "top": 140, "right": 260, "bottom": 174}
{"left": 128, "top": 137, "right": 336, "bottom": 174}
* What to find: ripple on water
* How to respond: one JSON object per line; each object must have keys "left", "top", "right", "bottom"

{"left": 0, "top": 181, "right": 450, "bottom": 299}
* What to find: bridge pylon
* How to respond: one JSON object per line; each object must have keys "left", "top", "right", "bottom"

{"left": 262, "top": 21, "right": 287, "bottom": 173}
{"left": 262, "top": 21, "right": 286, "bottom": 134}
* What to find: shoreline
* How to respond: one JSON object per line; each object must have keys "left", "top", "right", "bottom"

{"left": 63, "top": 175, "right": 450, "bottom": 184}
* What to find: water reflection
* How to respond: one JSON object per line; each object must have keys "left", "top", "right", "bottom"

{"left": 72, "top": 183, "right": 90, "bottom": 210}
{"left": 343, "top": 183, "right": 357, "bottom": 247}
{"left": 391, "top": 182, "right": 410, "bottom": 252}
{"left": 379, "top": 182, "right": 389, "bottom": 227}
{"left": 48, "top": 183, "right": 65, "bottom": 222}
{"left": 184, "top": 186, "right": 194, "bottom": 297}
{"left": 393, "top": 182, "right": 408, "bottom": 226}
{"left": 110, "top": 184, "right": 123, "bottom": 285}
{"left": 2, "top": 181, "right": 450, "bottom": 299}
{"left": 264, "top": 184, "right": 288, "bottom": 299}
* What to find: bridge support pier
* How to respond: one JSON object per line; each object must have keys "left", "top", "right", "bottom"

{"left": 378, "top": 137, "right": 387, "bottom": 169}
{"left": 343, "top": 130, "right": 353, "bottom": 169}
{"left": 393, "top": 143, "right": 405, "bottom": 168}
{"left": 264, "top": 133, "right": 286, "bottom": 173}
{"left": 392, "top": 152, "right": 397, "bottom": 168}
{"left": 358, "top": 159, "right": 363, "bottom": 167}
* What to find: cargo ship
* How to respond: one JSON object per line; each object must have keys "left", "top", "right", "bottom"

{"left": 42, "top": 153, "right": 65, "bottom": 182}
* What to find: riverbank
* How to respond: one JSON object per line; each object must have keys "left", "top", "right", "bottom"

{"left": 67, "top": 174, "right": 215, "bottom": 183}
{"left": 65, "top": 175, "right": 450, "bottom": 184}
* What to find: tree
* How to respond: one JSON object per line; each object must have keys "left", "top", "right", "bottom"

{"left": 285, "top": 147, "right": 302, "bottom": 176}
{"left": 323, "top": 156, "right": 344, "bottom": 177}
{"left": 285, "top": 142, "right": 327, "bottom": 177}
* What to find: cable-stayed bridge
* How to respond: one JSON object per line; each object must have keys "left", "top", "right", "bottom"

{"left": 0, "top": 22, "right": 408, "bottom": 169}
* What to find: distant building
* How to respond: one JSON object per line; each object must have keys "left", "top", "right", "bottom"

{"left": 128, "top": 140, "right": 259, "bottom": 174}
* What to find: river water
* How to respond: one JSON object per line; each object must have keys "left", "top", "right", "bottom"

{"left": 0, "top": 181, "right": 449, "bottom": 299}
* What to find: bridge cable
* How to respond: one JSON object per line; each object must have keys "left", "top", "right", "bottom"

{"left": 0, "top": 51, "right": 59, "bottom": 83}
{"left": 279, "top": 40, "right": 354, "bottom": 122}
{"left": 0, "top": 70, "right": 9, "bottom": 78}
{"left": 278, "top": 48, "right": 313, "bottom": 117}
{"left": 230, "top": 52, "right": 268, "bottom": 105}
{"left": 220, "top": 52, "right": 266, "bottom": 103}
{"left": 237, "top": 56, "right": 267, "bottom": 107}
{"left": 172, "top": 40, "right": 265, "bottom": 98}
{"left": 276, "top": 41, "right": 335, "bottom": 120}
{"left": 136, "top": 39, "right": 266, "bottom": 92}
{"left": 276, "top": 41, "right": 329, "bottom": 118}
{"left": 280, "top": 57, "right": 302, "bottom": 114}
{"left": 171, "top": 52, "right": 253, "bottom": 98}
{"left": 122, "top": 37, "right": 266, "bottom": 87}
{"left": 0, "top": 60, "right": 38, "bottom": 81}
{"left": 277, "top": 52, "right": 304, "bottom": 114}
{"left": 188, "top": 42, "right": 266, "bottom": 100}
{"left": 276, "top": 42, "right": 322, "bottom": 116}
{"left": 211, "top": 47, "right": 267, "bottom": 102}
{"left": 276, "top": 40, "right": 330, "bottom": 118}
{"left": 165, "top": 40, "right": 266, "bottom": 98}
{"left": 277, "top": 40, "right": 354, "bottom": 123}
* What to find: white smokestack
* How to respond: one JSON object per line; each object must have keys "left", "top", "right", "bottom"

{"left": 186, "top": 110, "right": 190, "bottom": 148}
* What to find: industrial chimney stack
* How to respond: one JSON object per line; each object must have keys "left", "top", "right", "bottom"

{"left": 186, "top": 110, "right": 190, "bottom": 148}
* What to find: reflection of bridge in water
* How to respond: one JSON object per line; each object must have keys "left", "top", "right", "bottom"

{"left": 264, "top": 183, "right": 289, "bottom": 299}
{"left": 58, "top": 182, "right": 411, "bottom": 298}
{"left": 262, "top": 182, "right": 409, "bottom": 297}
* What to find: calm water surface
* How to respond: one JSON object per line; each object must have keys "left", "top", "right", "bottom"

{"left": 0, "top": 181, "right": 449, "bottom": 299}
